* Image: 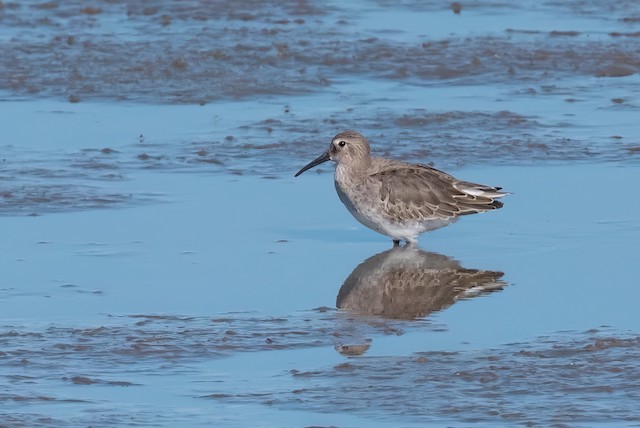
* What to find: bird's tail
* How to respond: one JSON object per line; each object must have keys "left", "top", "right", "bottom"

{"left": 456, "top": 181, "right": 509, "bottom": 199}
{"left": 454, "top": 181, "right": 509, "bottom": 212}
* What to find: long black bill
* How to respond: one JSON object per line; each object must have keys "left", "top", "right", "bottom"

{"left": 294, "top": 151, "right": 331, "bottom": 177}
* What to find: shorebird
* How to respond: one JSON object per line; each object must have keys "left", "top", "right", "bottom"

{"left": 294, "top": 130, "right": 507, "bottom": 245}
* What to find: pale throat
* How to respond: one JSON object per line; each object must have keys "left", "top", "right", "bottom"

{"left": 334, "top": 156, "right": 371, "bottom": 185}
{"left": 334, "top": 163, "right": 350, "bottom": 185}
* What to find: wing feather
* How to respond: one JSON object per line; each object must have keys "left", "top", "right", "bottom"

{"left": 369, "top": 165, "right": 505, "bottom": 222}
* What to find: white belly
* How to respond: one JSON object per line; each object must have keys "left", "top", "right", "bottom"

{"left": 334, "top": 179, "right": 453, "bottom": 242}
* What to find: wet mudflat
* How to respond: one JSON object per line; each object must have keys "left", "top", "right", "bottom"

{"left": 2, "top": 1, "right": 640, "bottom": 427}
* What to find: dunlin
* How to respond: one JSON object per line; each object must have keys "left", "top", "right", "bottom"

{"left": 295, "top": 130, "right": 507, "bottom": 245}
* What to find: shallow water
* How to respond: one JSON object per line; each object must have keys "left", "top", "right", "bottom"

{"left": 3, "top": 164, "right": 640, "bottom": 426}
{"left": 2, "top": 1, "right": 640, "bottom": 427}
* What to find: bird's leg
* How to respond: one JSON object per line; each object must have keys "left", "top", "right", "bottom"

{"left": 404, "top": 241, "right": 419, "bottom": 250}
{"left": 392, "top": 239, "right": 400, "bottom": 247}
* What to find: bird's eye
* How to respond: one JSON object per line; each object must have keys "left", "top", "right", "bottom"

{"left": 338, "top": 141, "right": 346, "bottom": 147}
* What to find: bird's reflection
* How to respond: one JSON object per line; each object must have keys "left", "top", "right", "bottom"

{"left": 336, "top": 245, "right": 507, "bottom": 320}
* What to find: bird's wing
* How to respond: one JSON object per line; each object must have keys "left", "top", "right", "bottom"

{"left": 368, "top": 165, "right": 504, "bottom": 221}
